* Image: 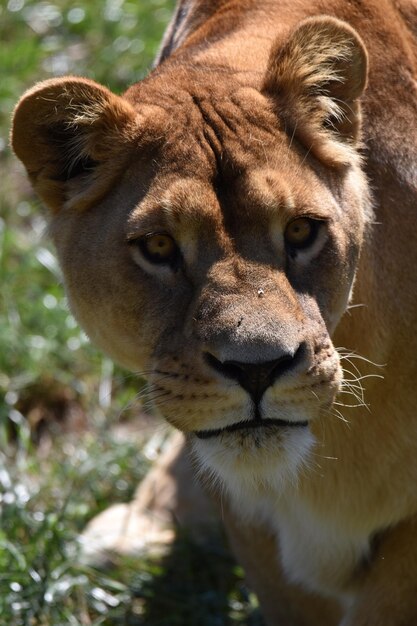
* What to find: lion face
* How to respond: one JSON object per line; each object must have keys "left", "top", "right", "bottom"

{"left": 12, "top": 17, "right": 370, "bottom": 495}
{"left": 47, "top": 81, "right": 367, "bottom": 494}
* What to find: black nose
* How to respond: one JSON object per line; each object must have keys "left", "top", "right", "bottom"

{"left": 204, "top": 346, "right": 303, "bottom": 402}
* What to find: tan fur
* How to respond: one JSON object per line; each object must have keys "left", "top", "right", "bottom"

{"left": 11, "top": 1, "right": 417, "bottom": 624}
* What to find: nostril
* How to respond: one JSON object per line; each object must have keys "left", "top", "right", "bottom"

{"left": 204, "top": 352, "right": 244, "bottom": 381}
{"left": 268, "top": 344, "right": 305, "bottom": 383}
{"left": 204, "top": 343, "right": 305, "bottom": 400}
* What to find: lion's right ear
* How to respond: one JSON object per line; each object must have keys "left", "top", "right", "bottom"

{"left": 11, "top": 77, "right": 137, "bottom": 212}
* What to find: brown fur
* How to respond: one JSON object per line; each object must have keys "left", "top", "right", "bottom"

{"left": 11, "top": 1, "right": 417, "bottom": 624}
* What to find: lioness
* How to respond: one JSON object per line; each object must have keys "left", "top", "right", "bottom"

{"left": 11, "top": 0, "right": 417, "bottom": 624}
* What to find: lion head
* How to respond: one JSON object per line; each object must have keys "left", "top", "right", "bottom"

{"left": 12, "top": 17, "right": 370, "bottom": 501}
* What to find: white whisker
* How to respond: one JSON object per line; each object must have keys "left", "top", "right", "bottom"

{"left": 336, "top": 348, "right": 386, "bottom": 369}
{"left": 346, "top": 303, "right": 366, "bottom": 310}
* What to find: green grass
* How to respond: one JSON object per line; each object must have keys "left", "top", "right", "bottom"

{"left": 0, "top": 2, "right": 264, "bottom": 624}
{"left": 0, "top": 421, "right": 263, "bottom": 625}
{"left": 0, "top": 421, "right": 150, "bottom": 626}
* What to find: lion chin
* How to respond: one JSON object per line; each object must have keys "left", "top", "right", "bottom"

{"left": 188, "top": 399, "right": 319, "bottom": 500}
{"left": 191, "top": 423, "right": 316, "bottom": 511}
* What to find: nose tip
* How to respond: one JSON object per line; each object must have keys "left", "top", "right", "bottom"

{"left": 204, "top": 345, "right": 304, "bottom": 401}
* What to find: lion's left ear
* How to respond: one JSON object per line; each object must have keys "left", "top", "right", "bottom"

{"left": 11, "top": 77, "right": 137, "bottom": 212}
{"left": 263, "top": 16, "right": 368, "bottom": 167}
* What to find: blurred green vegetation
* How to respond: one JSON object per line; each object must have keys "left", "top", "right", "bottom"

{"left": 0, "top": 420, "right": 150, "bottom": 625}
{"left": 0, "top": 2, "right": 264, "bottom": 624}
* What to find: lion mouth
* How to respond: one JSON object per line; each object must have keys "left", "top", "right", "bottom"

{"left": 194, "top": 417, "right": 309, "bottom": 439}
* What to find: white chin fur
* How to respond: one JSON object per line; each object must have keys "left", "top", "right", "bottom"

{"left": 191, "top": 427, "right": 315, "bottom": 524}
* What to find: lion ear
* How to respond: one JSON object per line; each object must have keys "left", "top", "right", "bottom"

{"left": 263, "top": 16, "right": 368, "bottom": 167}
{"left": 11, "top": 77, "right": 137, "bottom": 211}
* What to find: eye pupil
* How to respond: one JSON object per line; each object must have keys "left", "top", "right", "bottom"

{"left": 285, "top": 218, "right": 318, "bottom": 249}
{"left": 150, "top": 236, "right": 170, "bottom": 252}
{"left": 139, "top": 234, "right": 178, "bottom": 265}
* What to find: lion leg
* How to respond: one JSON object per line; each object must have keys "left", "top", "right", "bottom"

{"left": 221, "top": 504, "right": 342, "bottom": 626}
{"left": 341, "top": 515, "right": 417, "bottom": 626}
{"left": 80, "top": 430, "right": 218, "bottom": 565}
{"left": 82, "top": 432, "right": 340, "bottom": 625}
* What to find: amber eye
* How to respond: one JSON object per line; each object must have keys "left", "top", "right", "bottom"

{"left": 137, "top": 233, "right": 179, "bottom": 266}
{"left": 284, "top": 217, "right": 319, "bottom": 250}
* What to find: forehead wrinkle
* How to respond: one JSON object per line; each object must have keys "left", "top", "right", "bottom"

{"left": 126, "top": 177, "right": 213, "bottom": 234}
{"left": 160, "top": 178, "right": 221, "bottom": 226}
{"left": 241, "top": 169, "right": 296, "bottom": 223}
